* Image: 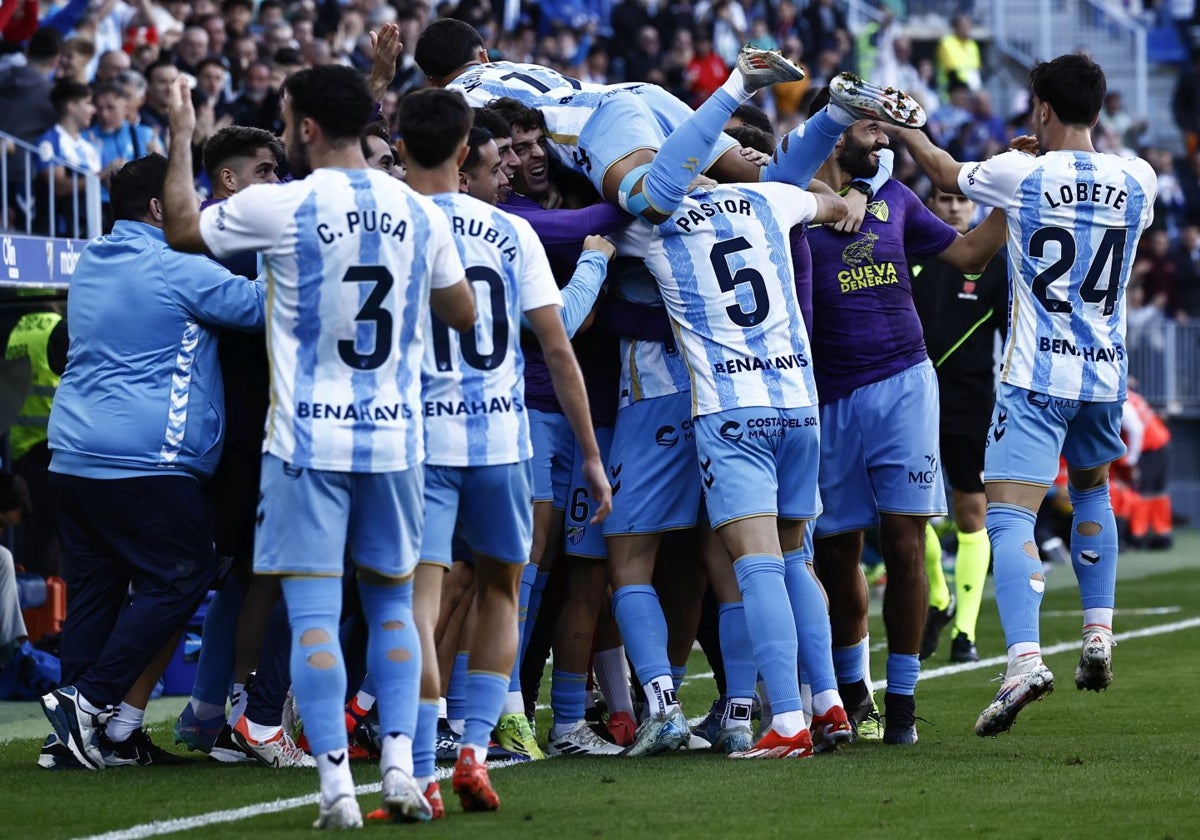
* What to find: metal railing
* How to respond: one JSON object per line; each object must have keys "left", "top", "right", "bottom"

{"left": 1, "top": 129, "right": 102, "bottom": 241}
{"left": 1128, "top": 319, "right": 1200, "bottom": 418}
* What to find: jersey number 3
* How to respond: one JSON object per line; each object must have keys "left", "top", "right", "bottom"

{"left": 340, "top": 266, "right": 394, "bottom": 370}
{"left": 1029, "top": 226, "right": 1126, "bottom": 316}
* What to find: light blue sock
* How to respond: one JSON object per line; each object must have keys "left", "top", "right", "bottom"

{"left": 510, "top": 563, "right": 539, "bottom": 692}
{"left": 885, "top": 652, "right": 920, "bottom": 696}
{"left": 519, "top": 569, "right": 549, "bottom": 667}
{"left": 280, "top": 576, "right": 346, "bottom": 757}
{"left": 717, "top": 602, "right": 757, "bottom": 699}
{"left": 671, "top": 664, "right": 686, "bottom": 690}
{"left": 639, "top": 88, "right": 742, "bottom": 216}
{"left": 550, "top": 669, "right": 587, "bottom": 729}
{"left": 1067, "top": 483, "right": 1119, "bottom": 611}
{"left": 191, "top": 575, "right": 246, "bottom": 706}
{"left": 358, "top": 578, "right": 420, "bottom": 741}
{"left": 832, "top": 641, "right": 866, "bottom": 684}
{"left": 988, "top": 503, "right": 1043, "bottom": 647}
{"left": 611, "top": 584, "right": 672, "bottom": 686}
{"left": 413, "top": 700, "right": 438, "bottom": 779}
{"left": 732, "top": 553, "right": 802, "bottom": 714}
{"left": 447, "top": 651, "right": 469, "bottom": 724}
{"left": 784, "top": 547, "right": 837, "bottom": 695}
{"left": 762, "top": 109, "right": 845, "bottom": 188}
{"left": 462, "top": 670, "right": 509, "bottom": 751}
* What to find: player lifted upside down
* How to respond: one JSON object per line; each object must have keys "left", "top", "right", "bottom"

{"left": 900, "top": 53, "right": 1157, "bottom": 736}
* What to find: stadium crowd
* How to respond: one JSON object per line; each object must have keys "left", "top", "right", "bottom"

{"left": 0, "top": 0, "right": 1173, "bottom": 828}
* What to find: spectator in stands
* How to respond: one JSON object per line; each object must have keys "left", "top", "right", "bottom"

{"left": 1133, "top": 229, "right": 1182, "bottom": 316}
{"left": 712, "top": 0, "right": 750, "bottom": 67}
{"left": 223, "top": 0, "right": 254, "bottom": 40}
{"left": 1172, "top": 51, "right": 1200, "bottom": 155}
{"left": 802, "top": 0, "right": 850, "bottom": 58}
{"left": 928, "top": 77, "right": 974, "bottom": 153}
{"left": 771, "top": 35, "right": 810, "bottom": 127}
{"left": 196, "top": 57, "right": 234, "bottom": 121}
{"left": 625, "top": 24, "right": 664, "bottom": 84}
{"left": 877, "top": 33, "right": 938, "bottom": 113}
{"left": 39, "top": 154, "right": 264, "bottom": 771}
{"left": 227, "top": 59, "right": 276, "bottom": 131}
{"left": 94, "top": 48, "right": 131, "bottom": 84}
{"left": 687, "top": 34, "right": 727, "bottom": 105}
{"left": 85, "top": 83, "right": 162, "bottom": 229}
{"left": 1173, "top": 223, "right": 1200, "bottom": 318}
{"left": 0, "top": 472, "right": 33, "bottom": 666}
{"left": 140, "top": 60, "right": 180, "bottom": 142}
{"left": 174, "top": 25, "right": 212, "bottom": 77}
{"left": 34, "top": 81, "right": 100, "bottom": 236}
{"left": 936, "top": 12, "right": 982, "bottom": 92}
{"left": 1098, "top": 91, "right": 1148, "bottom": 151}
{"left": 56, "top": 36, "right": 95, "bottom": 84}
{"left": 0, "top": 27, "right": 61, "bottom": 225}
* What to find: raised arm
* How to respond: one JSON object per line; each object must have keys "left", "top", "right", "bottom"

{"left": 937, "top": 207, "right": 1007, "bottom": 275}
{"left": 163, "top": 78, "right": 208, "bottom": 254}
{"left": 899, "top": 127, "right": 966, "bottom": 195}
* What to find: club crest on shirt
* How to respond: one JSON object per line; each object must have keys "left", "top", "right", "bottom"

{"left": 841, "top": 231, "right": 879, "bottom": 267}
{"left": 866, "top": 200, "right": 889, "bottom": 222}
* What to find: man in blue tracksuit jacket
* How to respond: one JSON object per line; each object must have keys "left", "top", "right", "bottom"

{"left": 38, "top": 154, "right": 266, "bottom": 771}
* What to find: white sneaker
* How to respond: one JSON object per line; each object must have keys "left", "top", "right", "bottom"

{"left": 545, "top": 721, "right": 624, "bottom": 756}
{"left": 381, "top": 767, "right": 433, "bottom": 822}
{"left": 1075, "top": 627, "right": 1114, "bottom": 692}
{"left": 829, "top": 72, "right": 927, "bottom": 128}
{"left": 975, "top": 660, "right": 1055, "bottom": 737}
{"left": 735, "top": 45, "right": 806, "bottom": 92}
{"left": 313, "top": 795, "right": 363, "bottom": 829}
{"left": 231, "top": 717, "right": 316, "bottom": 768}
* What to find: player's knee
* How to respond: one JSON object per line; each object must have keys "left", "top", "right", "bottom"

{"left": 618, "top": 163, "right": 659, "bottom": 219}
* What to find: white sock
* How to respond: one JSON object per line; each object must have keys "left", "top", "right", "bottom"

{"left": 105, "top": 702, "right": 145, "bottom": 742}
{"left": 380, "top": 732, "right": 414, "bottom": 776}
{"left": 825, "top": 102, "right": 857, "bottom": 126}
{"left": 642, "top": 675, "right": 678, "bottom": 717}
{"left": 861, "top": 633, "right": 875, "bottom": 694}
{"left": 720, "top": 68, "right": 753, "bottom": 102}
{"left": 75, "top": 690, "right": 107, "bottom": 717}
{"left": 437, "top": 696, "right": 447, "bottom": 718}
{"left": 243, "top": 717, "right": 281, "bottom": 743}
{"left": 593, "top": 647, "right": 634, "bottom": 716}
{"left": 316, "top": 749, "right": 355, "bottom": 802}
{"left": 1082, "top": 610, "right": 1113, "bottom": 631}
{"left": 460, "top": 743, "right": 487, "bottom": 764}
{"left": 447, "top": 718, "right": 464, "bottom": 736}
{"left": 227, "top": 682, "right": 247, "bottom": 726}
{"left": 188, "top": 697, "right": 225, "bottom": 720}
{"left": 800, "top": 682, "right": 812, "bottom": 717}
{"left": 1007, "top": 642, "right": 1043, "bottom": 674}
{"left": 353, "top": 690, "right": 376, "bottom": 713}
{"left": 550, "top": 720, "right": 582, "bottom": 741}
{"left": 812, "top": 689, "right": 841, "bottom": 717}
{"left": 770, "top": 709, "right": 807, "bottom": 738}
{"left": 721, "top": 697, "right": 754, "bottom": 730}
{"left": 417, "top": 774, "right": 435, "bottom": 789}
{"left": 502, "top": 690, "right": 526, "bottom": 716}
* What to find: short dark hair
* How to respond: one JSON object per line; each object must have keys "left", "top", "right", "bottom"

{"left": 1029, "top": 53, "right": 1106, "bottom": 126}
{"left": 28, "top": 27, "right": 64, "bottom": 62}
{"left": 110, "top": 154, "right": 168, "bottom": 222}
{"left": 0, "top": 471, "right": 32, "bottom": 520}
{"left": 196, "top": 57, "right": 227, "bottom": 77}
{"left": 49, "top": 81, "right": 92, "bottom": 117}
{"left": 282, "top": 65, "right": 374, "bottom": 143}
{"left": 731, "top": 102, "right": 773, "bottom": 135}
{"left": 462, "top": 126, "right": 494, "bottom": 173}
{"left": 472, "top": 107, "right": 511, "bottom": 140}
{"left": 202, "top": 126, "right": 283, "bottom": 183}
{"left": 483, "top": 97, "right": 544, "bottom": 133}
{"left": 360, "top": 118, "right": 391, "bottom": 158}
{"left": 145, "top": 59, "right": 179, "bottom": 82}
{"left": 415, "top": 18, "right": 483, "bottom": 80}
{"left": 726, "top": 124, "right": 775, "bottom": 155}
{"left": 398, "top": 88, "right": 474, "bottom": 168}
{"left": 91, "top": 82, "right": 128, "bottom": 101}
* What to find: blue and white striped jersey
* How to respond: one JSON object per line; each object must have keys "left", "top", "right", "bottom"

{"left": 959, "top": 149, "right": 1156, "bottom": 402}
{"left": 199, "top": 168, "right": 464, "bottom": 473}
{"left": 646, "top": 182, "right": 821, "bottom": 417}
{"left": 423, "top": 192, "right": 563, "bottom": 466}
{"left": 448, "top": 61, "right": 639, "bottom": 166}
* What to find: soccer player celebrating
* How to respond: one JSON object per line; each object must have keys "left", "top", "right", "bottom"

{"left": 163, "top": 66, "right": 477, "bottom": 827}
{"left": 402, "top": 91, "right": 611, "bottom": 812}
{"left": 900, "top": 53, "right": 1157, "bottom": 736}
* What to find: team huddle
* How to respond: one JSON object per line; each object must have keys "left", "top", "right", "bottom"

{"left": 36, "top": 17, "right": 1156, "bottom": 830}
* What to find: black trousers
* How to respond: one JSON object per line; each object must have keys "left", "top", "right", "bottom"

{"left": 52, "top": 472, "right": 217, "bottom": 707}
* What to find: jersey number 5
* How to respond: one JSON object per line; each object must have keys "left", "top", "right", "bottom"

{"left": 339, "top": 266, "right": 394, "bottom": 370}
{"left": 431, "top": 265, "right": 509, "bottom": 372}
{"left": 1029, "top": 226, "right": 1126, "bottom": 316}
{"left": 711, "top": 237, "right": 770, "bottom": 327}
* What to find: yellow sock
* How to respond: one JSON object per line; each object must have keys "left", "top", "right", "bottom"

{"left": 925, "top": 521, "right": 951, "bottom": 611}
{"left": 953, "top": 528, "right": 991, "bottom": 641}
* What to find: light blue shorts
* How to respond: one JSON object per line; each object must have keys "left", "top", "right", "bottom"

{"left": 605, "top": 392, "right": 701, "bottom": 537}
{"left": 563, "top": 425, "right": 614, "bottom": 558}
{"left": 255, "top": 454, "right": 422, "bottom": 578}
{"left": 694, "top": 406, "right": 821, "bottom": 530}
{"left": 529, "top": 408, "right": 574, "bottom": 507}
{"left": 983, "top": 384, "right": 1125, "bottom": 485}
{"left": 814, "top": 361, "right": 947, "bottom": 538}
{"left": 420, "top": 462, "right": 533, "bottom": 568}
{"left": 577, "top": 84, "right": 740, "bottom": 193}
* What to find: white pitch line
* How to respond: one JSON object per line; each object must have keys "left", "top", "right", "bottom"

{"left": 1041, "top": 605, "right": 1180, "bottom": 617}
{"left": 69, "top": 616, "right": 1200, "bottom": 840}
